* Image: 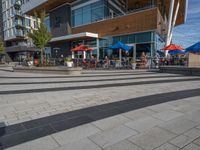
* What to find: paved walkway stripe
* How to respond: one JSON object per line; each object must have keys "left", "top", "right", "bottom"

{"left": 0, "top": 72, "right": 156, "bottom": 79}
{"left": 0, "top": 88, "right": 200, "bottom": 149}
{"left": 0, "top": 78, "right": 199, "bottom": 95}
{"left": 81, "top": 70, "right": 157, "bottom": 74}
{"left": 0, "top": 75, "right": 181, "bottom": 85}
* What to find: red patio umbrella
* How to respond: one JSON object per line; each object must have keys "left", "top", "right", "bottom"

{"left": 71, "top": 44, "right": 94, "bottom": 51}
{"left": 161, "top": 44, "right": 184, "bottom": 51}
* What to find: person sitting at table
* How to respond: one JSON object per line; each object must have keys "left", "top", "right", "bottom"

{"left": 104, "top": 56, "right": 109, "bottom": 68}
{"left": 90, "top": 55, "right": 96, "bottom": 68}
{"left": 139, "top": 52, "right": 147, "bottom": 69}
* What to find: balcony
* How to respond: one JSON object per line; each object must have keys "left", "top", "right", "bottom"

{"left": 15, "top": 21, "right": 26, "bottom": 29}
{"left": 14, "top": 0, "right": 22, "bottom": 10}
{"left": 15, "top": 11, "right": 24, "bottom": 18}
{"left": 15, "top": 31, "right": 26, "bottom": 37}
{"left": 5, "top": 45, "right": 38, "bottom": 53}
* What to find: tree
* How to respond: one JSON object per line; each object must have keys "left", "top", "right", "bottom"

{"left": 29, "top": 11, "right": 52, "bottom": 65}
{"left": 0, "top": 39, "right": 4, "bottom": 53}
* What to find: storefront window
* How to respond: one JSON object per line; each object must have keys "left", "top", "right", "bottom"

{"left": 135, "top": 32, "right": 152, "bottom": 43}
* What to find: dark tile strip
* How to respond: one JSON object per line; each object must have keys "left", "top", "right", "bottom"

{"left": 0, "top": 88, "right": 200, "bottom": 149}
{"left": 81, "top": 71, "right": 153, "bottom": 74}
{"left": 0, "top": 72, "right": 156, "bottom": 79}
{"left": 0, "top": 78, "right": 199, "bottom": 95}
{"left": 0, "top": 125, "right": 56, "bottom": 149}
{"left": 0, "top": 75, "right": 181, "bottom": 85}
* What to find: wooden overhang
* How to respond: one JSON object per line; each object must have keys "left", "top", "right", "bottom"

{"left": 25, "top": 0, "right": 187, "bottom": 26}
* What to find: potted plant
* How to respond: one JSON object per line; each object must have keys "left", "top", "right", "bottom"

{"left": 65, "top": 57, "right": 73, "bottom": 67}
{"left": 131, "top": 59, "right": 137, "bottom": 70}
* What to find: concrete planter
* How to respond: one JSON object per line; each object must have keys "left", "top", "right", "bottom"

{"left": 131, "top": 63, "right": 137, "bottom": 70}
{"left": 66, "top": 62, "right": 73, "bottom": 68}
{"left": 13, "top": 66, "right": 82, "bottom": 75}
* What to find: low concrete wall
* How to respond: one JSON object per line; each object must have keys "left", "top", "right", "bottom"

{"left": 13, "top": 66, "right": 82, "bottom": 75}
{"left": 0, "top": 64, "right": 14, "bottom": 72}
{"left": 159, "top": 66, "right": 200, "bottom": 76}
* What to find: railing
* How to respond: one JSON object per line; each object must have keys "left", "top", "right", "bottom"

{"left": 15, "top": 11, "right": 24, "bottom": 17}
{"left": 70, "top": 57, "right": 155, "bottom": 70}
{"left": 15, "top": 31, "right": 25, "bottom": 37}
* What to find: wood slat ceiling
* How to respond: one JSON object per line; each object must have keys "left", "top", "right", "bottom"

{"left": 26, "top": 0, "right": 186, "bottom": 26}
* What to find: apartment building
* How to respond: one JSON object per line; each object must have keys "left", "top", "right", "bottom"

{"left": 1, "top": 0, "right": 38, "bottom": 61}
{"left": 21, "top": 0, "right": 188, "bottom": 60}
{"left": 0, "top": 0, "right": 3, "bottom": 41}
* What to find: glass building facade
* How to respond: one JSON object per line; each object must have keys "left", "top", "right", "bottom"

{"left": 70, "top": 31, "right": 165, "bottom": 60}
{"left": 71, "top": 0, "right": 123, "bottom": 27}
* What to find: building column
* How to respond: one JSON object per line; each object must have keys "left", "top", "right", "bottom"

{"left": 169, "top": 0, "right": 180, "bottom": 43}
{"left": 83, "top": 51, "right": 86, "bottom": 59}
{"left": 72, "top": 51, "right": 75, "bottom": 59}
{"left": 119, "top": 49, "right": 122, "bottom": 67}
{"left": 96, "top": 38, "right": 100, "bottom": 61}
{"left": 166, "top": 0, "right": 175, "bottom": 52}
{"left": 133, "top": 44, "right": 136, "bottom": 62}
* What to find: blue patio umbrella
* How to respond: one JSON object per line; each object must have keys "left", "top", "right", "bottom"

{"left": 109, "top": 41, "right": 132, "bottom": 52}
{"left": 186, "top": 42, "right": 200, "bottom": 53}
{"left": 168, "top": 50, "right": 186, "bottom": 55}
{"left": 109, "top": 42, "right": 132, "bottom": 67}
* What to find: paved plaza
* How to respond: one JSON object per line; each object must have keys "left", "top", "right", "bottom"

{"left": 0, "top": 70, "right": 200, "bottom": 150}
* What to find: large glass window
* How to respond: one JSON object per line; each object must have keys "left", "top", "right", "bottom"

{"left": 74, "top": 8, "right": 83, "bottom": 27}
{"left": 91, "top": 1, "right": 104, "bottom": 22}
{"left": 72, "top": 1, "right": 104, "bottom": 27}
{"left": 44, "top": 16, "right": 51, "bottom": 32}
{"left": 82, "top": 5, "right": 91, "bottom": 24}
{"left": 135, "top": 32, "right": 152, "bottom": 43}
{"left": 24, "top": 18, "right": 30, "bottom": 27}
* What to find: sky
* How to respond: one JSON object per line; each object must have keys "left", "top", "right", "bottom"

{"left": 173, "top": 0, "right": 200, "bottom": 48}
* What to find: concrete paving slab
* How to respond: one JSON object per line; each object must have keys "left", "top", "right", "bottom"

{"left": 92, "top": 115, "right": 131, "bottom": 130}
{"left": 193, "top": 137, "right": 200, "bottom": 146}
{"left": 183, "top": 128, "right": 200, "bottom": 139}
{"left": 122, "top": 108, "right": 156, "bottom": 121}
{"left": 158, "top": 117, "right": 198, "bottom": 134}
{"left": 147, "top": 103, "right": 177, "bottom": 112}
{"left": 52, "top": 124, "right": 100, "bottom": 145}
{"left": 184, "top": 110, "right": 200, "bottom": 123}
{"left": 53, "top": 138, "right": 101, "bottom": 150}
{"left": 89, "top": 125, "right": 138, "bottom": 148}
{"left": 153, "top": 143, "right": 179, "bottom": 150}
{"left": 128, "top": 127, "right": 176, "bottom": 150}
{"left": 151, "top": 110, "right": 184, "bottom": 121}
{"left": 181, "top": 143, "right": 200, "bottom": 150}
{"left": 5, "top": 136, "right": 59, "bottom": 150}
{"left": 104, "top": 140, "right": 143, "bottom": 150}
{"left": 169, "top": 135, "right": 193, "bottom": 148}
{"left": 125, "top": 116, "right": 163, "bottom": 132}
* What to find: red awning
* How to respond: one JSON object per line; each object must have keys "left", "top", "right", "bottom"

{"left": 161, "top": 44, "right": 184, "bottom": 51}
{"left": 71, "top": 44, "right": 94, "bottom": 52}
